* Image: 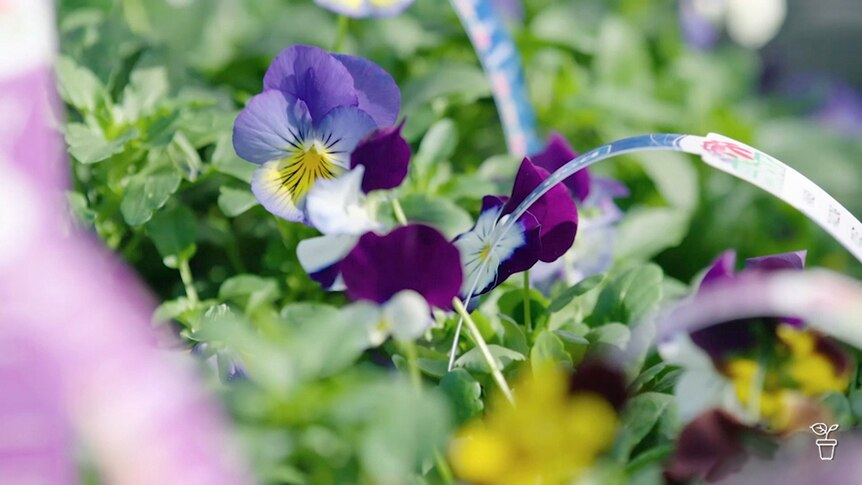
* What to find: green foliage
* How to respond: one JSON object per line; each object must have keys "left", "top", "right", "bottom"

{"left": 57, "top": 0, "right": 862, "bottom": 482}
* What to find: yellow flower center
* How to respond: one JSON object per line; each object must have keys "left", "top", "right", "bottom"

{"left": 479, "top": 244, "right": 492, "bottom": 261}
{"left": 276, "top": 145, "right": 339, "bottom": 201}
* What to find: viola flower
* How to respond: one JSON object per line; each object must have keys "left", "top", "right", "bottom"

{"left": 664, "top": 410, "right": 767, "bottom": 484}
{"left": 335, "top": 225, "right": 463, "bottom": 344}
{"left": 454, "top": 156, "right": 578, "bottom": 297}
{"left": 528, "top": 133, "right": 629, "bottom": 287}
{"left": 449, "top": 361, "right": 626, "bottom": 485}
{"left": 660, "top": 250, "right": 853, "bottom": 431}
{"left": 233, "top": 44, "right": 406, "bottom": 226}
{"left": 314, "top": 0, "right": 414, "bottom": 18}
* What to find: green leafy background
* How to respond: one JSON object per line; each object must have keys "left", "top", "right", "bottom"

{"left": 57, "top": 0, "right": 862, "bottom": 484}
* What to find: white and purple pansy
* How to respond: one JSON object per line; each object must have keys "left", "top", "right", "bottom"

{"left": 314, "top": 0, "right": 415, "bottom": 18}
{"left": 232, "top": 45, "right": 408, "bottom": 226}
{"left": 529, "top": 133, "right": 629, "bottom": 286}
{"left": 337, "top": 225, "right": 464, "bottom": 344}
{"left": 454, "top": 156, "right": 578, "bottom": 298}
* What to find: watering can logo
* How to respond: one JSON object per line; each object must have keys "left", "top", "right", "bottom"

{"left": 810, "top": 423, "right": 839, "bottom": 461}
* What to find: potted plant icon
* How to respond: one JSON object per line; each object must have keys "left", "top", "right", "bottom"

{"left": 810, "top": 423, "right": 840, "bottom": 460}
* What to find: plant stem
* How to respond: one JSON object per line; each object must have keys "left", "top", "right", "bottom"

{"left": 392, "top": 197, "right": 408, "bottom": 226}
{"left": 332, "top": 15, "right": 350, "bottom": 52}
{"left": 178, "top": 258, "right": 200, "bottom": 306}
{"left": 452, "top": 297, "right": 514, "bottom": 404}
{"left": 399, "top": 340, "right": 422, "bottom": 392}
{"left": 522, "top": 271, "right": 532, "bottom": 333}
{"left": 434, "top": 450, "right": 455, "bottom": 484}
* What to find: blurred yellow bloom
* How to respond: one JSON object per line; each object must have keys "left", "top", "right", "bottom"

{"left": 450, "top": 367, "right": 619, "bottom": 485}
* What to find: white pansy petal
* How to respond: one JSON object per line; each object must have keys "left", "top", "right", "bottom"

{"left": 306, "top": 166, "right": 380, "bottom": 236}
{"left": 297, "top": 234, "right": 358, "bottom": 290}
{"left": 382, "top": 290, "right": 433, "bottom": 342}
{"left": 342, "top": 301, "right": 386, "bottom": 348}
{"left": 251, "top": 161, "right": 306, "bottom": 223}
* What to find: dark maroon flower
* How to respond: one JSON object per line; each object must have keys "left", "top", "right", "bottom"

{"left": 341, "top": 225, "right": 463, "bottom": 308}
{"left": 664, "top": 410, "right": 756, "bottom": 484}
{"left": 454, "top": 157, "right": 578, "bottom": 297}
{"left": 567, "top": 360, "right": 628, "bottom": 411}
{"left": 350, "top": 121, "right": 411, "bottom": 193}
{"left": 531, "top": 132, "right": 591, "bottom": 203}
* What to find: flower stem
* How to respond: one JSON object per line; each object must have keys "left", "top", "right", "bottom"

{"left": 452, "top": 297, "right": 514, "bottom": 404}
{"left": 392, "top": 197, "right": 408, "bottom": 226}
{"left": 399, "top": 340, "right": 422, "bottom": 392}
{"left": 434, "top": 450, "right": 455, "bottom": 484}
{"left": 178, "top": 258, "right": 200, "bottom": 306}
{"left": 522, "top": 271, "right": 532, "bottom": 333}
{"left": 332, "top": 15, "right": 350, "bottom": 52}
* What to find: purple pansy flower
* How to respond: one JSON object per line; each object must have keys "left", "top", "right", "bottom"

{"left": 528, "top": 134, "right": 629, "bottom": 287}
{"left": 690, "top": 249, "right": 807, "bottom": 360}
{"left": 233, "top": 45, "right": 408, "bottom": 226}
{"left": 334, "top": 225, "right": 464, "bottom": 345}
{"left": 314, "top": 0, "right": 414, "bottom": 18}
{"left": 454, "top": 157, "right": 578, "bottom": 297}
{"left": 341, "top": 224, "right": 463, "bottom": 309}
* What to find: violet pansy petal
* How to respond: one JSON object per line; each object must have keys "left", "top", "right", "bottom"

{"left": 297, "top": 234, "right": 359, "bottom": 291}
{"left": 233, "top": 91, "right": 312, "bottom": 164}
{"left": 532, "top": 132, "right": 590, "bottom": 202}
{"left": 263, "top": 45, "right": 358, "bottom": 122}
{"left": 341, "top": 225, "right": 463, "bottom": 309}
{"left": 306, "top": 166, "right": 380, "bottom": 236}
{"left": 745, "top": 250, "right": 807, "bottom": 272}
{"left": 315, "top": 106, "right": 377, "bottom": 168}
{"left": 504, "top": 157, "right": 578, "bottom": 263}
{"left": 350, "top": 122, "right": 411, "bottom": 192}
{"left": 700, "top": 250, "right": 738, "bottom": 288}
{"left": 334, "top": 54, "right": 401, "bottom": 127}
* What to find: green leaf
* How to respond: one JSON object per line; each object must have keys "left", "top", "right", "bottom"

{"left": 499, "top": 315, "right": 530, "bottom": 356}
{"left": 397, "top": 193, "right": 473, "bottom": 239}
{"left": 218, "top": 185, "right": 258, "bottom": 217}
{"left": 120, "top": 165, "right": 182, "bottom": 226}
{"left": 635, "top": 151, "right": 698, "bottom": 211}
{"left": 440, "top": 369, "right": 484, "bottom": 424}
{"left": 145, "top": 204, "right": 197, "bottom": 268}
{"left": 587, "top": 323, "right": 631, "bottom": 353}
{"left": 212, "top": 133, "right": 255, "bottom": 183}
{"left": 120, "top": 66, "right": 169, "bottom": 121}
{"left": 66, "top": 191, "right": 96, "bottom": 227}
{"left": 56, "top": 56, "right": 106, "bottom": 113}
{"left": 531, "top": 330, "right": 572, "bottom": 368}
{"left": 413, "top": 118, "right": 457, "bottom": 174}
{"left": 590, "top": 264, "right": 664, "bottom": 325}
{"left": 548, "top": 273, "right": 605, "bottom": 313}
{"left": 65, "top": 123, "right": 136, "bottom": 164}
{"left": 219, "top": 274, "right": 281, "bottom": 312}
{"left": 454, "top": 345, "right": 525, "bottom": 374}
{"left": 612, "top": 392, "right": 674, "bottom": 460}
{"left": 167, "top": 131, "right": 202, "bottom": 181}
{"left": 497, "top": 288, "right": 548, "bottom": 328}
{"left": 615, "top": 207, "right": 690, "bottom": 261}
{"left": 402, "top": 63, "right": 491, "bottom": 114}
{"left": 280, "top": 302, "right": 339, "bottom": 325}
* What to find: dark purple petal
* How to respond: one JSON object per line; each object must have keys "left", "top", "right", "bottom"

{"left": 664, "top": 410, "right": 753, "bottom": 484}
{"left": 700, "top": 250, "right": 738, "bottom": 288}
{"left": 745, "top": 250, "right": 807, "bottom": 272}
{"left": 531, "top": 133, "right": 590, "bottom": 202}
{"left": 503, "top": 157, "right": 578, "bottom": 263}
{"left": 350, "top": 121, "right": 411, "bottom": 192}
{"left": 341, "top": 225, "right": 463, "bottom": 308}
{"left": 263, "top": 45, "right": 358, "bottom": 122}
{"left": 334, "top": 53, "right": 401, "bottom": 127}
{"left": 309, "top": 262, "right": 342, "bottom": 290}
{"left": 814, "top": 334, "right": 853, "bottom": 376}
{"left": 567, "top": 360, "right": 627, "bottom": 412}
{"left": 690, "top": 320, "right": 762, "bottom": 362}
{"left": 232, "top": 90, "right": 313, "bottom": 164}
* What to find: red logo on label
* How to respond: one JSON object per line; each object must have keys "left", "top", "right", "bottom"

{"left": 702, "top": 140, "right": 755, "bottom": 160}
